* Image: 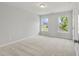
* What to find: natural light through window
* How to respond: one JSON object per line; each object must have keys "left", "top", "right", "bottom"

{"left": 40, "top": 18, "right": 48, "bottom": 32}
{"left": 58, "top": 16, "right": 69, "bottom": 33}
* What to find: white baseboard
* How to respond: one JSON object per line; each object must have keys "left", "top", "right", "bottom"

{"left": 0, "top": 34, "right": 38, "bottom": 47}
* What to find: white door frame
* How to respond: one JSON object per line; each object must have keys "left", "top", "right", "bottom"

{"left": 72, "top": 3, "right": 79, "bottom": 56}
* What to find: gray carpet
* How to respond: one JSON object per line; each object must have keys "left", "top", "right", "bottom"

{"left": 0, "top": 35, "right": 76, "bottom": 56}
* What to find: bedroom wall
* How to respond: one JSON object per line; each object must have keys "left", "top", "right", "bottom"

{"left": 0, "top": 3, "right": 39, "bottom": 45}
{"left": 40, "top": 11, "right": 72, "bottom": 39}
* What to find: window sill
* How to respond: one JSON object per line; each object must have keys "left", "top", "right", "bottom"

{"left": 58, "top": 31, "right": 69, "bottom": 33}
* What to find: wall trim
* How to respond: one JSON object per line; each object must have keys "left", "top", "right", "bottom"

{"left": 0, "top": 34, "right": 38, "bottom": 48}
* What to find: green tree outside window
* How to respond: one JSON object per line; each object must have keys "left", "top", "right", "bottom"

{"left": 59, "top": 16, "right": 68, "bottom": 32}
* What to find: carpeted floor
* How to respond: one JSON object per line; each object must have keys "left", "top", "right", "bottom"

{"left": 0, "top": 35, "right": 76, "bottom": 56}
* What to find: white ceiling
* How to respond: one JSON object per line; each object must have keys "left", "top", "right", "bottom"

{"left": 1, "top": 2, "right": 79, "bottom": 15}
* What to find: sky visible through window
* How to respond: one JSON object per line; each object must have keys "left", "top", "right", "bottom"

{"left": 41, "top": 18, "right": 48, "bottom": 25}
{"left": 41, "top": 18, "right": 48, "bottom": 32}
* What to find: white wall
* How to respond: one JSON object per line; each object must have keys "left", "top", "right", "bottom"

{"left": 0, "top": 4, "right": 39, "bottom": 45}
{"left": 40, "top": 11, "right": 72, "bottom": 39}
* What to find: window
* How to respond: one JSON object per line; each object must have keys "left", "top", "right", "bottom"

{"left": 40, "top": 18, "right": 48, "bottom": 32}
{"left": 58, "top": 16, "right": 69, "bottom": 32}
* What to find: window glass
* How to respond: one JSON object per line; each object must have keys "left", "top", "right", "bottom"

{"left": 41, "top": 18, "right": 48, "bottom": 32}
{"left": 58, "top": 16, "right": 68, "bottom": 32}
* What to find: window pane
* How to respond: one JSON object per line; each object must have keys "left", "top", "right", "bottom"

{"left": 58, "top": 16, "right": 68, "bottom": 32}
{"left": 41, "top": 18, "right": 48, "bottom": 32}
